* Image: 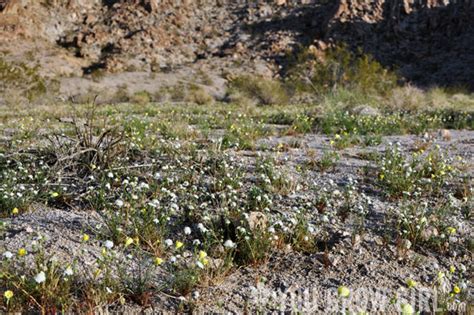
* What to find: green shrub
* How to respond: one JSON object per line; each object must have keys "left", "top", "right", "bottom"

{"left": 287, "top": 45, "right": 398, "bottom": 96}
{"left": 130, "top": 91, "right": 152, "bottom": 105}
{"left": 228, "top": 75, "right": 290, "bottom": 106}
{"left": 0, "top": 58, "right": 49, "bottom": 102}
{"left": 186, "top": 84, "right": 214, "bottom": 105}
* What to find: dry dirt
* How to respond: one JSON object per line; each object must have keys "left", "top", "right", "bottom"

{"left": 2, "top": 127, "right": 472, "bottom": 312}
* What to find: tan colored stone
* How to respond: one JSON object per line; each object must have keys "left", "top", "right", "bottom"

{"left": 439, "top": 129, "right": 452, "bottom": 141}
{"left": 246, "top": 211, "right": 268, "bottom": 231}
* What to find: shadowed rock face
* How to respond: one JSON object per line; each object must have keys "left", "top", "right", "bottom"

{"left": 0, "top": 0, "right": 472, "bottom": 89}
{"left": 0, "top": 0, "right": 15, "bottom": 12}
{"left": 232, "top": 0, "right": 474, "bottom": 89}
{"left": 324, "top": 0, "right": 474, "bottom": 89}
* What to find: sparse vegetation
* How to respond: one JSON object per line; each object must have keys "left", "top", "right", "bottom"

{"left": 0, "top": 58, "right": 54, "bottom": 103}
{"left": 0, "top": 100, "right": 471, "bottom": 313}
{"left": 186, "top": 84, "right": 213, "bottom": 105}
{"left": 130, "top": 91, "right": 152, "bottom": 105}
{"left": 228, "top": 75, "right": 290, "bottom": 106}
{"left": 0, "top": 47, "right": 473, "bottom": 313}
{"left": 287, "top": 45, "right": 398, "bottom": 96}
{"left": 1, "top": 0, "right": 473, "bottom": 311}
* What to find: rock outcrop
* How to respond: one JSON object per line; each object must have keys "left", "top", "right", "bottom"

{"left": 323, "top": 0, "right": 474, "bottom": 88}
{"left": 0, "top": 0, "right": 472, "bottom": 88}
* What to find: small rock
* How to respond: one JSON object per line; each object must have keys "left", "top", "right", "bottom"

{"left": 421, "top": 226, "right": 438, "bottom": 240}
{"left": 246, "top": 211, "right": 268, "bottom": 231}
{"left": 352, "top": 234, "right": 361, "bottom": 247}
{"left": 401, "top": 239, "right": 412, "bottom": 250}
{"left": 374, "top": 236, "right": 384, "bottom": 246}
{"left": 352, "top": 105, "right": 380, "bottom": 117}
{"left": 439, "top": 129, "right": 451, "bottom": 141}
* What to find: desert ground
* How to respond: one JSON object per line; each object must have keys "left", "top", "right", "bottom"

{"left": 0, "top": 0, "right": 473, "bottom": 314}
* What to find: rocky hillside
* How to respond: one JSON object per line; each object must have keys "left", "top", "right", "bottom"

{"left": 0, "top": 0, "right": 473, "bottom": 89}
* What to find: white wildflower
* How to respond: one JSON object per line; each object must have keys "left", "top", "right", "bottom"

{"left": 104, "top": 240, "right": 114, "bottom": 249}
{"left": 197, "top": 223, "right": 208, "bottom": 233}
{"left": 34, "top": 271, "right": 46, "bottom": 284}
{"left": 224, "top": 240, "right": 236, "bottom": 249}
{"left": 196, "top": 261, "right": 204, "bottom": 269}
{"left": 64, "top": 266, "right": 74, "bottom": 276}
{"left": 3, "top": 251, "right": 13, "bottom": 259}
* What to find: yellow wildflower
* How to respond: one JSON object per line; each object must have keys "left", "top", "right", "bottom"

{"left": 401, "top": 303, "right": 414, "bottom": 315}
{"left": 198, "top": 250, "right": 207, "bottom": 260}
{"left": 447, "top": 227, "right": 456, "bottom": 235}
{"left": 437, "top": 271, "right": 445, "bottom": 280}
{"left": 4, "top": 290, "right": 13, "bottom": 300}
{"left": 11, "top": 208, "right": 19, "bottom": 215}
{"left": 125, "top": 237, "right": 134, "bottom": 247}
{"left": 175, "top": 241, "right": 184, "bottom": 249}
{"left": 406, "top": 279, "right": 417, "bottom": 288}
{"left": 17, "top": 248, "right": 27, "bottom": 257}
{"left": 453, "top": 285, "right": 461, "bottom": 294}
{"left": 337, "top": 286, "right": 350, "bottom": 298}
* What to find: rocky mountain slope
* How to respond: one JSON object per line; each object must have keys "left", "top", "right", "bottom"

{"left": 0, "top": 0, "right": 473, "bottom": 89}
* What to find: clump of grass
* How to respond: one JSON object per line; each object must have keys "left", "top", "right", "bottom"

{"left": 46, "top": 104, "right": 125, "bottom": 178}
{"left": 155, "top": 84, "right": 187, "bottom": 102}
{"left": 284, "top": 210, "right": 317, "bottom": 254}
{"left": 386, "top": 85, "right": 474, "bottom": 113}
{"left": 170, "top": 267, "right": 201, "bottom": 296}
{"left": 317, "top": 149, "right": 340, "bottom": 172}
{"left": 387, "top": 85, "right": 427, "bottom": 111}
{"left": 112, "top": 84, "right": 130, "bottom": 103}
{"left": 234, "top": 224, "right": 272, "bottom": 265}
{"left": 330, "top": 132, "right": 359, "bottom": 150}
{"left": 376, "top": 144, "right": 458, "bottom": 198}
{"left": 1, "top": 240, "right": 77, "bottom": 312}
{"left": 118, "top": 249, "right": 157, "bottom": 306}
{"left": 392, "top": 197, "right": 464, "bottom": 253}
{"left": 221, "top": 118, "right": 270, "bottom": 150}
{"left": 0, "top": 153, "right": 51, "bottom": 216}
{"left": 286, "top": 113, "right": 314, "bottom": 135}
